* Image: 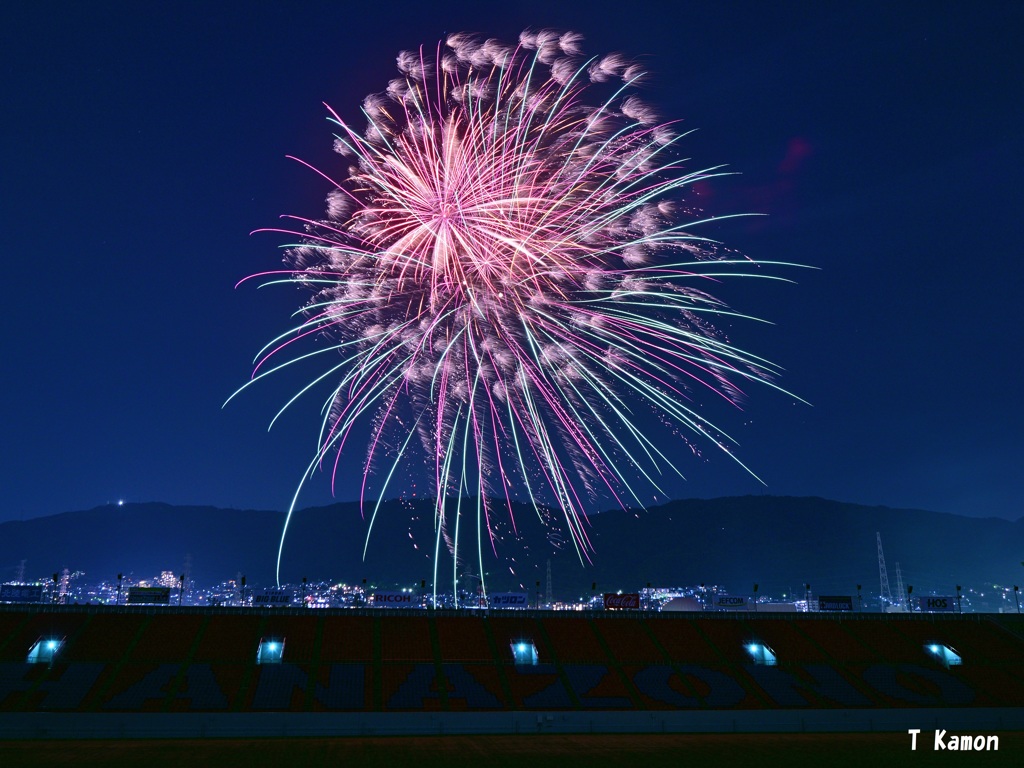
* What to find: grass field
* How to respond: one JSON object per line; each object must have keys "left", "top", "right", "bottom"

{"left": 2, "top": 732, "right": 1019, "bottom": 767}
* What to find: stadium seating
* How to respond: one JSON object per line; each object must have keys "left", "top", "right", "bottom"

{"left": 841, "top": 618, "right": 924, "bottom": 662}
{"left": 794, "top": 618, "right": 878, "bottom": 662}
{"left": 320, "top": 615, "right": 375, "bottom": 662}
{"left": 644, "top": 618, "right": 721, "bottom": 663}
{"left": 1, "top": 607, "right": 1023, "bottom": 714}
{"left": 591, "top": 617, "right": 663, "bottom": 663}
{"left": 434, "top": 616, "right": 493, "bottom": 661}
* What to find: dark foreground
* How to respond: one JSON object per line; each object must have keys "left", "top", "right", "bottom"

{"left": 1, "top": 733, "right": 1019, "bottom": 768}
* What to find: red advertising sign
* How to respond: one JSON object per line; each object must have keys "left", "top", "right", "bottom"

{"left": 604, "top": 592, "right": 640, "bottom": 610}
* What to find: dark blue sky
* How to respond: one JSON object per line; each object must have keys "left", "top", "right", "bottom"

{"left": 2, "top": 2, "right": 1021, "bottom": 524}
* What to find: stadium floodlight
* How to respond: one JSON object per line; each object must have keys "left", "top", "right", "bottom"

{"left": 925, "top": 643, "right": 962, "bottom": 669}
{"left": 511, "top": 640, "right": 538, "bottom": 666}
{"left": 746, "top": 642, "right": 777, "bottom": 666}
{"left": 27, "top": 637, "right": 63, "bottom": 665}
{"left": 257, "top": 637, "right": 286, "bottom": 664}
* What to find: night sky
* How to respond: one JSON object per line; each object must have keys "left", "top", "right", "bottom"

{"left": 3, "top": 2, "right": 1021, "bottom": 525}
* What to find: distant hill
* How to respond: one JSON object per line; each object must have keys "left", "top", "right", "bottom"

{"left": 1, "top": 497, "right": 1021, "bottom": 601}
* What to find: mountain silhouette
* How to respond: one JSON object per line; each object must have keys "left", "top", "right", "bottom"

{"left": 1, "top": 497, "right": 1020, "bottom": 601}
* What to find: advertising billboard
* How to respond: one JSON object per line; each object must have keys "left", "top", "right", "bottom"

{"left": 127, "top": 587, "right": 171, "bottom": 604}
{"left": 604, "top": 593, "right": 640, "bottom": 610}
{"left": 713, "top": 595, "right": 748, "bottom": 610}
{"left": 488, "top": 592, "right": 528, "bottom": 608}
{"left": 817, "top": 595, "right": 854, "bottom": 612}
{"left": 372, "top": 590, "right": 414, "bottom": 606}
{"left": 0, "top": 584, "right": 44, "bottom": 603}
{"left": 254, "top": 589, "right": 293, "bottom": 607}
{"left": 919, "top": 595, "right": 957, "bottom": 613}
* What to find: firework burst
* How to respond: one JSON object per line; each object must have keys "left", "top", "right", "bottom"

{"left": 231, "top": 30, "right": 802, "bottom": 593}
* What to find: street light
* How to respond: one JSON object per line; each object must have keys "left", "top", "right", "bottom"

{"left": 956, "top": 585, "right": 962, "bottom": 614}
{"left": 1014, "top": 586, "right": 1020, "bottom": 614}
{"left": 753, "top": 583, "right": 758, "bottom": 612}
{"left": 856, "top": 584, "right": 862, "bottom": 612}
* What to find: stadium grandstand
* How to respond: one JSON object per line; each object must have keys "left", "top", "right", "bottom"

{"left": 2, "top": 605, "right": 1024, "bottom": 741}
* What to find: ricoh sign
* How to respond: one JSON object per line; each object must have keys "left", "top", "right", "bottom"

{"left": 372, "top": 591, "right": 413, "bottom": 606}
{"left": 919, "top": 596, "right": 957, "bottom": 613}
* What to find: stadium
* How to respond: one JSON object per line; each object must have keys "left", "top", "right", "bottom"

{"left": 2, "top": 604, "right": 1023, "bottom": 765}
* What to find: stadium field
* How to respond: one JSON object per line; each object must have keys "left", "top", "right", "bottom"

{"left": 1, "top": 732, "right": 1019, "bottom": 768}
